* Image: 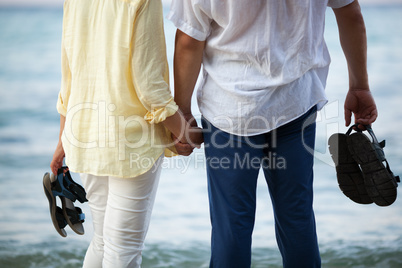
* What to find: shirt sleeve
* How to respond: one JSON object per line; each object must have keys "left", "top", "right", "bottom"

{"left": 56, "top": 34, "right": 71, "bottom": 117}
{"left": 327, "top": 0, "right": 354, "bottom": 8}
{"left": 131, "top": 0, "right": 178, "bottom": 124}
{"left": 167, "top": 0, "right": 212, "bottom": 41}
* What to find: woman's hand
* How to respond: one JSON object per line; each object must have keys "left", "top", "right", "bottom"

{"left": 50, "top": 141, "right": 65, "bottom": 175}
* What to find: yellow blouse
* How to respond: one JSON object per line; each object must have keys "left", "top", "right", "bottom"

{"left": 57, "top": 0, "right": 178, "bottom": 178}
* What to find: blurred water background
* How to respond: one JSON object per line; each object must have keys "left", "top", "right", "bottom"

{"left": 0, "top": 1, "right": 401, "bottom": 267}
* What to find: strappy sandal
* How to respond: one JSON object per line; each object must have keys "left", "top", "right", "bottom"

{"left": 328, "top": 126, "right": 373, "bottom": 204}
{"left": 61, "top": 196, "right": 85, "bottom": 235}
{"left": 43, "top": 167, "right": 87, "bottom": 237}
{"left": 347, "top": 124, "right": 400, "bottom": 206}
{"left": 43, "top": 173, "right": 68, "bottom": 237}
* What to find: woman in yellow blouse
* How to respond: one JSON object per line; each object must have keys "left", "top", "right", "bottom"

{"left": 49, "top": 0, "right": 202, "bottom": 267}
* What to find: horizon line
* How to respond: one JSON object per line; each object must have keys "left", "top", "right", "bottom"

{"left": 1, "top": 0, "right": 402, "bottom": 8}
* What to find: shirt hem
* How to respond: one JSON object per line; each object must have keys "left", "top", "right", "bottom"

{"left": 201, "top": 100, "right": 327, "bottom": 137}
{"left": 65, "top": 151, "right": 165, "bottom": 179}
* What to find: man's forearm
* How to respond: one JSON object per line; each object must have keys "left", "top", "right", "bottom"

{"left": 333, "top": 0, "right": 369, "bottom": 90}
{"left": 173, "top": 30, "right": 205, "bottom": 115}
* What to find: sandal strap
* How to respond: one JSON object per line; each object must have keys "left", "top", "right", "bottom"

{"left": 384, "top": 159, "right": 400, "bottom": 186}
{"left": 345, "top": 124, "right": 361, "bottom": 136}
{"left": 365, "top": 125, "right": 380, "bottom": 144}
{"left": 364, "top": 125, "right": 387, "bottom": 162}
{"left": 65, "top": 206, "right": 85, "bottom": 224}
{"left": 56, "top": 207, "right": 67, "bottom": 229}
{"left": 361, "top": 125, "right": 400, "bottom": 186}
{"left": 63, "top": 169, "right": 88, "bottom": 203}
{"left": 52, "top": 167, "right": 88, "bottom": 203}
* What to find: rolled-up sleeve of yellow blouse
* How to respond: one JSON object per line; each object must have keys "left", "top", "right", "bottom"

{"left": 132, "top": 0, "right": 178, "bottom": 124}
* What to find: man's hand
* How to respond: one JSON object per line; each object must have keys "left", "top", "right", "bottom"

{"left": 344, "top": 89, "right": 378, "bottom": 129}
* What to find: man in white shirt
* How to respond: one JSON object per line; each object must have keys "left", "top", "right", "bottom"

{"left": 169, "top": 0, "right": 377, "bottom": 267}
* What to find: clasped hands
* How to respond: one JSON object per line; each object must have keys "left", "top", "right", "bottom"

{"left": 172, "top": 114, "right": 204, "bottom": 156}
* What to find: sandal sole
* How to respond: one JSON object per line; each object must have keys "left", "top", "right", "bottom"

{"left": 328, "top": 133, "right": 373, "bottom": 204}
{"left": 61, "top": 197, "right": 85, "bottom": 235}
{"left": 43, "top": 173, "right": 67, "bottom": 237}
{"left": 347, "top": 133, "right": 397, "bottom": 206}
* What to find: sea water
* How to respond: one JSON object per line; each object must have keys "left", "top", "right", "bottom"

{"left": 0, "top": 3, "right": 401, "bottom": 268}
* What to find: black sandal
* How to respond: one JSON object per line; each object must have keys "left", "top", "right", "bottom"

{"left": 61, "top": 196, "right": 85, "bottom": 235}
{"left": 328, "top": 125, "right": 373, "bottom": 204}
{"left": 43, "top": 173, "right": 68, "bottom": 237}
{"left": 347, "top": 124, "right": 400, "bottom": 206}
{"left": 43, "top": 167, "right": 87, "bottom": 237}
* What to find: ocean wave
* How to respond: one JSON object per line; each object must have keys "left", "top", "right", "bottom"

{"left": 1, "top": 238, "right": 401, "bottom": 268}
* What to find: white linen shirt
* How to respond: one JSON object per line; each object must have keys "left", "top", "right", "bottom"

{"left": 168, "top": 0, "right": 354, "bottom": 136}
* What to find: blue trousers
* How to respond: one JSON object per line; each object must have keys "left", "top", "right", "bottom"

{"left": 202, "top": 107, "right": 321, "bottom": 268}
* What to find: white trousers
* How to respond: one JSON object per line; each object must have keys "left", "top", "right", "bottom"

{"left": 80, "top": 156, "right": 163, "bottom": 268}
